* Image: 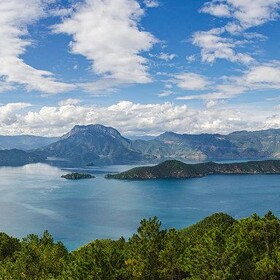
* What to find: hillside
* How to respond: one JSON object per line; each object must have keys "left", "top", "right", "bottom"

{"left": 0, "top": 212, "right": 279, "bottom": 279}
{"left": 0, "top": 149, "right": 46, "bottom": 166}
{"left": 149, "top": 128, "right": 280, "bottom": 161}
{"left": 106, "top": 159, "right": 280, "bottom": 180}
{"left": 43, "top": 124, "right": 155, "bottom": 165}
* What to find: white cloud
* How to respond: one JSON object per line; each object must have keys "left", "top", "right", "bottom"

{"left": 202, "top": 0, "right": 280, "bottom": 29}
{"left": 192, "top": 28, "right": 254, "bottom": 64}
{"left": 186, "top": 54, "right": 196, "bottom": 63}
{"left": 53, "top": 0, "right": 157, "bottom": 88}
{"left": 205, "top": 100, "right": 224, "bottom": 108}
{"left": 157, "top": 90, "right": 173, "bottom": 97}
{"left": 173, "top": 73, "right": 210, "bottom": 91}
{"left": 58, "top": 98, "right": 81, "bottom": 106}
{"left": 158, "top": 52, "right": 176, "bottom": 61}
{"left": 165, "top": 84, "right": 173, "bottom": 89}
{"left": 0, "top": 101, "right": 278, "bottom": 136}
{"left": 0, "top": 103, "right": 31, "bottom": 125}
{"left": 224, "top": 62, "right": 280, "bottom": 93}
{"left": 0, "top": 81, "right": 15, "bottom": 93}
{"left": 201, "top": 2, "right": 231, "bottom": 17}
{"left": 177, "top": 62, "right": 280, "bottom": 101}
{"left": 265, "top": 114, "right": 280, "bottom": 128}
{"left": 193, "top": 0, "right": 280, "bottom": 65}
{"left": 143, "top": 0, "right": 160, "bottom": 8}
{"left": 0, "top": 0, "right": 75, "bottom": 94}
{"left": 243, "top": 64, "right": 280, "bottom": 87}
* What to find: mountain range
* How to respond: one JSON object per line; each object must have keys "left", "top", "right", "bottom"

{"left": 0, "top": 135, "right": 58, "bottom": 150}
{"left": 0, "top": 124, "right": 280, "bottom": 166}
{"left": 42, "top": 124, "right": 280, "bottom": 165}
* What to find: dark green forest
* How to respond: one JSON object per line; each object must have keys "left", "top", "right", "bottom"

{"left": 0, "top": 212, "right": 280, "bottom": 279}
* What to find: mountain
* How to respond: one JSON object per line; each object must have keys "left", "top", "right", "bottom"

{"left": 148, "top": 128, "right": 280, "bottom": 161}
{"left": 43, "top": 124, "right": 155, "bottom": 165}
{"left": 105, "top": 159, "right": 280, "bottom": 180}
{"left": 0, "top": 135, "right": 58, "bottom": 151}
{"left": 41, "top": 125, "right": 280, "bottom": 165}
{"left": 0, "top": 149, "right": 46, "bottom": 166}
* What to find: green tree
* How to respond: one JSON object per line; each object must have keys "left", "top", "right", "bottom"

{"left": 3, "top": 231, "right": 67, "bottom": 280}
{"left": 126, "top": 217, "right": 166, "bottom": 280}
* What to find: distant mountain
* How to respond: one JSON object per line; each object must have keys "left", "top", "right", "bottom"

{"left": 149, "top": 128, "right": 280, "bottom": 161}
{"left": 41, "top": 125, "right": 280, "bottom": 165}
{"left": 126, "top": 135, "right": 156, "bottom": 141}
{"left": 43, "top": 124, "right": 155, "bottom": 165}
{"left": 106, "top": 159, "right": 280, "bottom": 180}
{"left": 0, "top": 135, "right": 58, "bottom": 151}
{"left": 0, "top": 149, "right": 46, "bottom": 166}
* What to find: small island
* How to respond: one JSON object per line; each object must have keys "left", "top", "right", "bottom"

{"left": 61, "top": 172, "right": 95, "bottom": 180}
{"left": 86, "top": 162, "right": 95, "bottom": 167}
{"left": 105, "top": 159, "right": 280, "bottom": 180}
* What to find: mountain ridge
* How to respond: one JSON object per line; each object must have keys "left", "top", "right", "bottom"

{"left": 1, "top": 125, "right": 280, "bottom": 166}
{"left": 41, "top": 124, "right": 280, "bottom": 165}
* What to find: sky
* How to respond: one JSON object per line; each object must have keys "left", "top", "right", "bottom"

{"left": 0, "top": 0, "right": 280, "bottom": 137}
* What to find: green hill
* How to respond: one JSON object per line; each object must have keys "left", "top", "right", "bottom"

{"left": 106, "top": 159, "right": 280, "bottom": 180}
{"left": 0, "top": 212, "right": 280, "bottom": 279}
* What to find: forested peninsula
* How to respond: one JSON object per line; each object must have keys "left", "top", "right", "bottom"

{"left": 0, "top": 212, "right": 280, "bottom": 279}
{"left": 106, "top": 159, "right": 280, "bottom": 180}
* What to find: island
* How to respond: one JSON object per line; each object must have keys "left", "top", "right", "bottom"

{"left": 105, "top": 159, "right": 280, "bottom": 180}
{"left": 61, "top": 172, "right": 95, "bottom": 180}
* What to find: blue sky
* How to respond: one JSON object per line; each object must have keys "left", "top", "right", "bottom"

{"left": 0, "top": 0, "right": 280, "bottom": 136}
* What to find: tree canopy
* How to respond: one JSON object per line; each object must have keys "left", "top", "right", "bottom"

{"left": 0, "top": 212, "right": 280, "bottom": 279}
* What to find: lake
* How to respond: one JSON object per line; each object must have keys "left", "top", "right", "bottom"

{"left": 0, "top": 163, "right": 279, "bottom": 250}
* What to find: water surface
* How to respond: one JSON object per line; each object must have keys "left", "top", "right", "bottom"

{"left": 0, "top": 163, "right": 279, "bottom": 250}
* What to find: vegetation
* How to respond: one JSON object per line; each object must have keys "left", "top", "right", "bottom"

{"left": 106, "top": 159, "right": 280, "bottom": 180}
{"left": 0, "top": 149, "right": 46, "bottom": 167}
{"left": 0, "top": 212, "right": 280, "bottom": 279}
{"left": 61, "top": 172, "right": 95, "bottom": 180}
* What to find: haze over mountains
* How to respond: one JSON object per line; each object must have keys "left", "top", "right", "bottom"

{"left": 0, "top": 124, "right": 280, "bottom": 166}
{"left": 0, "top": 135, "right": 58, "bottom": 150}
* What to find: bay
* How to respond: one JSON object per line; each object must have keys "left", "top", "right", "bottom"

{"left": 0, "top": 163, "right": 279, "bottom": 250}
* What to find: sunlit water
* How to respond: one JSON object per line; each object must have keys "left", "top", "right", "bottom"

{"left": 0, "top": 163, "right": 279, "bottom": 250}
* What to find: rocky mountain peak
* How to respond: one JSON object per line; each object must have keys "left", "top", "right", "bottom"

{"left": 61, "top": 124, "right": 122, "bottom": 140}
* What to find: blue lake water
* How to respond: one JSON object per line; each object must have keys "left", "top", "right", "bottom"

{"left": 0, "top": 163, "right": 279, "bottom": 250}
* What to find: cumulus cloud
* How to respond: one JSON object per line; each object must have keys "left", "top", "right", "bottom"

{"left": 0, "top": 0, "right": 75, "bottom": 94}
{"left": 173, "top": 73, "right": 210, "bottom": 91}
{"left": 177, "top": 62, "right": 280, "bottom": 101}
{"left": 0, "top": 103, "right": 31, "bottom": 126}
{"left": 201, "top": 2, "right": 231, "bottom": 17}
{"left": 201, "top": 0, "right": 280, "bottom": 29}
{"left": 192, "top": 0, "right": 280, "bottom": 65}
{"left": 53, "top": 0, "right": 157, "bottom": 88}
{"left": 192, "top": 28, "right": 254, "bottom": 64}
{"left": 0, "top": 101, "right": 277, "bottom": 136}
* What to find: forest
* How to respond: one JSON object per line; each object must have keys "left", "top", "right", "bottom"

{"left": 0, "top": 212, "right": 279, "bottom": 279}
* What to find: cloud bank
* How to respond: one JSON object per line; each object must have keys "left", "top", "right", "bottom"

{"left": 0, "top": 101, "right": 278, "bottom": 136}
